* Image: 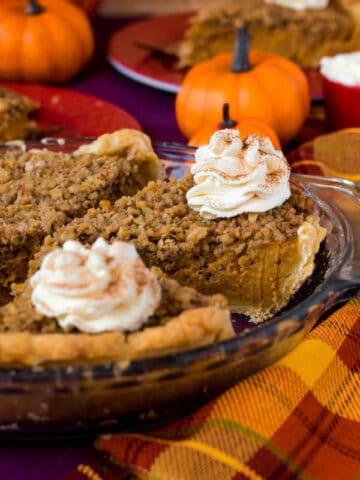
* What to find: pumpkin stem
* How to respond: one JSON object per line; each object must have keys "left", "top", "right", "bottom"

{"left": 26, "top": 0, "right": 44, "bottom": 15}
{"left": 219, "top": 103, "right": 237, "bottom": 129}
{"left": 231, "top": 27, "right": 251, "bottom": 73}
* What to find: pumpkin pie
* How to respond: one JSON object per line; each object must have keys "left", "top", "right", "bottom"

{"left": 175, "top": 0, "right": 360, "bottom": 69}
{"left": 0, "top": 239, "right": 232, "bottom": 366}
{"left": 0, "top": 129, "right": 161, "bottom": 302}
{"left": 0, "top": 87, "right": 40, "bottom": 142}
{"left": 22, "top": 130, "right": 327, "bottom": 324}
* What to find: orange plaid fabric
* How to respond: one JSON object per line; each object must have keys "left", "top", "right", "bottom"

{"left": 66, "top": 299, "right": 360, "bottom": 480}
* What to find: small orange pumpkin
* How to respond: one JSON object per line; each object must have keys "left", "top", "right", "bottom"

{"left": 0, "top": 0, "right": 94, "bottom": 83}
{"left": 176, "top": 28, "right": 310, "bottom": 144}
{"left": 189, "top": 103, "right": 281, "bottom": 149}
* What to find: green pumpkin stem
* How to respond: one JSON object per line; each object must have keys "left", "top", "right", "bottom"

{"left": 26, "top": 0, "right": 44, "bottom": 15}
{"left": 219, "top": 103, "right": 237, "bottom": 129}
{"left": 231, "top": 27, "right": 251, "bottom": 73}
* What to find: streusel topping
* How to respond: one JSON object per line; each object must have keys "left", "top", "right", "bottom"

{"left": 25, "top": 173, "right": 314, "bottom": 293}
{"left": 0, "top": 88, "right": 39, "bottom": 142}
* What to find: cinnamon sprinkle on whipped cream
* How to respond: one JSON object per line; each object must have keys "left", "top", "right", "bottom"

{"left": 30, "top": 238, "right": 161, "bottom": 333}
{"left": 186, "top": 129, "right": 291, "bottom": 219}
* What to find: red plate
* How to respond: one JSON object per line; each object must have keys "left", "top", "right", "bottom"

{"left": 108, "top": 13, "right": 323, "bottom": 100}
{"left": 0, "top": 83, "right": 141, "bottom": 137}
{"left": 108, "top": 13, "right": 190, "bottom": 94}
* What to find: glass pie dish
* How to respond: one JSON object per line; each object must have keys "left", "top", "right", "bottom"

{"left": 0, "top": 138, "right": 358, "bottom": 439}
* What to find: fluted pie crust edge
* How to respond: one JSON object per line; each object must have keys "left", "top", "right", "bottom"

{"left": 0, "top": 306, "right": 232, "bottom": 366}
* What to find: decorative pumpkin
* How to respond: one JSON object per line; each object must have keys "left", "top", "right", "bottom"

{"left": 0, "top": 0, "right": 94, "bottom": 83}
{"left": 4, "top": 0, "right": 102, "bottom": 14}
{"left": 189, "top": 103, "right": 281, "bottom": 149}
{"left": 176, "top": 28, "right": 310, "bottom": 144}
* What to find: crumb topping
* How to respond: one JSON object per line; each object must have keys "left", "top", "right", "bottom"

{"left": 0, "top": 88, "right": 39, "bottom": 142}
{"left": 53, "top": 172, "right": 312, "bottom": 251}
{"left": 0, "top": 149, "right": 145, "bottom": 244}
{"left": 22, "top": 172, "right": 315, "bottom": 296}
{"left": 0, "top": 133, "right": 160, "bottom": 292}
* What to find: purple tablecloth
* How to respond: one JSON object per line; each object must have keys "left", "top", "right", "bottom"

{"left": 72, "top": 16, "right": 186, "bottom": 145}
{"left": 0, "top": 15, "right": 186, "bottom": 480}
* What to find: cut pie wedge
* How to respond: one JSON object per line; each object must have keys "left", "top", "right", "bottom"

{"left": 175, "top": 0, "right": 360, "bottom": 69}
{"left": 0, "top": 87, "right": 40, "bottom": 142}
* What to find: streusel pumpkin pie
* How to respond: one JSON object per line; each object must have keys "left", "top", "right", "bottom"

{"left": 0, "top": 129, "right": 161, "bottom": 299}
{"left": 0, "top": 87, "right": 40, "bottom": 142}
{"left": 0, "top": 239, "right": 232, "bottom": 366}
{"left": 176, "top": 0, "right": 360, "bottom": 69}
{"left": 25, "top": 130, "right": 326, "bottom": 323}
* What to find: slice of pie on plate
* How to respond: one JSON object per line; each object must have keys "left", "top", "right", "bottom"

{"left": 0, "top": 87, "right": 40, "bottom": 142}
{"left": 175, "top": 0, "right": 360, "bottom": 69}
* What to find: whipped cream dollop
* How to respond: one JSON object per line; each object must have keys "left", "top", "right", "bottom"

{"left": 186, "top": 129, "right": 290, "bottom": 219}
{"left": 265, "top": 0, "right": 328, "bottom": 10}
{"left": 320, "top": 52, "right": 360, "bottom": 86}
{"left": 30, "top": 238, "right": 161, "bottom": 333}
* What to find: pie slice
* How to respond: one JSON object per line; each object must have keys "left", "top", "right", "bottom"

{"left": 0, "top": 129, "right": 161, "bottom": 300}
{"left": 175, "top": 0, "right": 360, "bottom": 69}
{"left": 0, "top": 244, "right": 232, "bottom": 366}
{"left": 0, "top": 87, "right": 41, "bottom": 142}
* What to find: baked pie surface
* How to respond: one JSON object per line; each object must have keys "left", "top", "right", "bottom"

{"left": 0, "top": 87, "right": 40, "bottom": 142}
{"left": 21, "top": 170, "right": 325, "bottom": 324}
{"left": 176, "top": 0, "right": 360, "bottom": 69}
{"left": 0, "top": 129, "right": 161, "bottom": 299}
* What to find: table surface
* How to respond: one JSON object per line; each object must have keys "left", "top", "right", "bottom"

{"left": 0, "top": 15, "right": 187, "bottom": 480}
{"left": 73, "top": 16, "right": 186, "bottom": 145}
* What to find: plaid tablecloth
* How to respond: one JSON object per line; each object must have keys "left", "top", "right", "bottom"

{"left": 62, "top": 299, "right": 360, "bottom": 480}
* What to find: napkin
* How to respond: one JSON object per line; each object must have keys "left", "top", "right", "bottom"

{"left": 287, "top": 128, "right": 360, "bottom": 182}
{"left": 63, "top": 299, "right": 360, "bottom": 480}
